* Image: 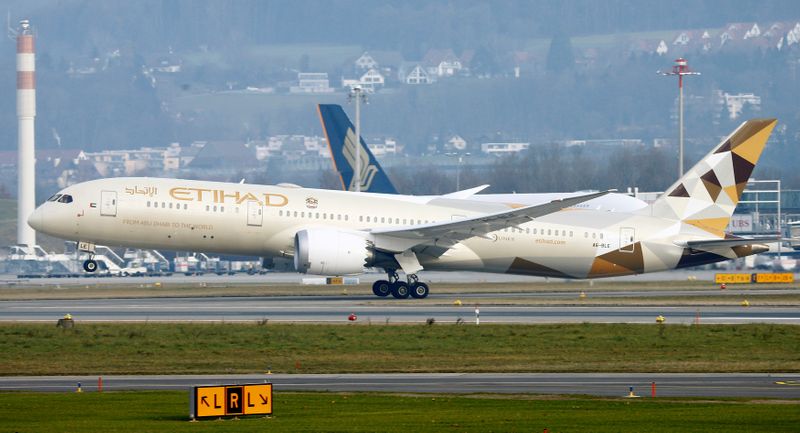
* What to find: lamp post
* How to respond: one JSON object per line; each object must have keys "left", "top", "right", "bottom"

{"left": 659, "top": 58, "right": 700, "bottom": 177}
{"left": 445, "top": 152, "right": 470, "bottom": 190}
{"left": 347, "top": 85, "right": 368, "bottom": 192}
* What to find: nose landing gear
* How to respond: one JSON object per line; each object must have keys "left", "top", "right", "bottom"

{"left": 83, "top": 257, "right": 98, "bottom": 273}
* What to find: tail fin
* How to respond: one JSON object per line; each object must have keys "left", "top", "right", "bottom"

{"left": 317, "top": 104, "right": 398, "bottom": 194}
{"left": 648, "top": 118, "right": 778, "bottom": 237}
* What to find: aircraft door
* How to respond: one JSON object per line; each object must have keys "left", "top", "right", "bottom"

{"left": 247, "top": 201, "right": 263, "bottom": 226}
{"left": 100, "top": 191, "right": 117, "bottom": 216}
{"left": 619, "top": 227, "right": 635, "bottom": 253}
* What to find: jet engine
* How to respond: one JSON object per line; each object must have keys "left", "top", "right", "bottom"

{"left": 293, "top": 229, "right": 373, "bottom": 275}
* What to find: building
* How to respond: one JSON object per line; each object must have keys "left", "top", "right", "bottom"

{"left": 254, "top": 135, "right": 329, "bottom": 160}
{"left": 404, "top": 64, "right": 431, "bottom": 85}
{"left": 481, "top": 142, "right": 530, "bottom": 155}
{"left": 720, "top": 92, "right": 761, "bottom": 120}
{"left": 423, "top": 49, "right": 463, "bottom": 77}
{"left": 290, "top": 72, "right": 334, "bottom": 93}
{"left": 367, "top": 137, "right": 400, "bottom": 157}
{"left": 342, "top": 69, "right": 385, "bottom": 92}
{"left": 354, "top": 52, "right": 379, "bottom": 70}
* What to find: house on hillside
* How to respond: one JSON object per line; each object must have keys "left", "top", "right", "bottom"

{"left": 402, "top": 64, "right": 432, "bottom": 84}
{"left": 656, "top": 40, "right": 669, "bottom": 55}
{"left": 354, "top": 52, "right": 379, "bottom": 70}
{"left": 673, "top": 31, "right": 692, "bottom": 45}
{"left": 744, "top": 23, "right": 761, "bottom": 39}
{"left": 423, "top": 49, "right": 463, "bottom": 77}
{"left": 343, "top": 68, "right": 386, "bottom": 92}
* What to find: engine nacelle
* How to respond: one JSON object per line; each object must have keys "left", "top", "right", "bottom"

{"left": 293, "top": 229, "right": 372, "bottom": 275}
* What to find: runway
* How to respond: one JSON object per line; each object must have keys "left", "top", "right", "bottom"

{"left": 1, "top": 294, "right": 799, "bottom": 323}
{"left": 3, "top": 269, "right": 783, "bottom": 287}
{"left": 1, "top": 373, "right": 798, "bottom": 398}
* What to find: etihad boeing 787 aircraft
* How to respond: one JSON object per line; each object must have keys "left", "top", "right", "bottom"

{"left": 29, "top": 119, "right": 777, "bottom": 299}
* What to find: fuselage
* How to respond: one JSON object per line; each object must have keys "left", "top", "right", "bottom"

{"left": 29, "top": 176, "right": 743, "bottom": 279}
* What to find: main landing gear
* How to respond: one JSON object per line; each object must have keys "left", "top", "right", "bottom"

{"left": 372, "top": 270, "right": 429, "bottom": 299}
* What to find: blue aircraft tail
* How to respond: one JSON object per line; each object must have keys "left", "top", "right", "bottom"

{"left": 317, "top": 104, "right": 398, "bottom": 194}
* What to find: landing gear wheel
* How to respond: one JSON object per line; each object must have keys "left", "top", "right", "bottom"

{"left": 390, "top": 281, "right": 410, "bottom": 299}
{"left": 83, "top": 259, "right": 98, "bottom": 273}
{"left": 410, "top": 282, "right": 429, "bottom": 299}
{"left": 372, "top": 280, "right": 391, "bottom": 297}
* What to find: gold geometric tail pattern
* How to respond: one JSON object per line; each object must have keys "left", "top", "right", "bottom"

{"left": 649, "top": 119, "right": 777, "bottom": 237}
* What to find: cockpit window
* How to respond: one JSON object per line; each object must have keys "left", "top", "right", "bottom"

{"left": 57, "top": 194, "right": 73, "bottom": 203}
{"left": 47, "top": 194, "right": 62, "bottom": 202}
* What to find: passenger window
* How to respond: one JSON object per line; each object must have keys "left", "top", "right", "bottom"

{"left": 206, "top": 205, "right": 210, "bottom": 211}
{"left": 147, "top": 201, "right": 151, "bottom": 208}
{"left": 345, "top": 215, "right": 349, "bottom": 221}
{"left": 184, "top": 204, "right": 188, "bottom": 210}
{"left": 169, "top": 203, "right": 173, "bottom": 209}
{"left": 279, "top": 210, "right": 283, "bottom": 216}
{"left": 359, "top": 216, "right": 363, "bottom": 222}
{"left": 547, "top": 229, "right": 551, "bottom": 235}
{"left": 600, "top": 233, "right": 604, "bottom": 240}
{"left": 220, "top": 206, "right": 224, "bottom": 212}
{"left": 366, "top": 216, "right": 371, "bottom": 222}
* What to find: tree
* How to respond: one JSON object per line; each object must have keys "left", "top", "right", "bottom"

{"left": 546, "top": 31, "right": 575, "bottom": 74}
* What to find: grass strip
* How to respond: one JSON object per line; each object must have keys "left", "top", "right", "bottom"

{"left": 0, "top": 391, "right": 798, "bottom": 432}
{"left": 1, "top": 323, "right": 799, "bottom": 375}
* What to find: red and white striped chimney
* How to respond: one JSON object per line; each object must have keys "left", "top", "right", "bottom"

{"left": 17, "top": 19, "right": 36, "bottom": 247}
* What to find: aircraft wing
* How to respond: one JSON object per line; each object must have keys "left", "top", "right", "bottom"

{"left": 441, "top": 184, "right": 490, "bottom": 199}
{"left": 369, "top": 190, "right": 611, "bottom": 253}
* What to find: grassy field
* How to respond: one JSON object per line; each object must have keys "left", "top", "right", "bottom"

{"left": 1, "top": 323, "right": 799, "bottom": 375}
{"left": 0, "top": 391, "right": 797, "bottom": 432}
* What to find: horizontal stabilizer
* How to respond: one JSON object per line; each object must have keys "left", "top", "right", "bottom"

{"left": 683, "top": 237, "right": 780, "bottom": 249}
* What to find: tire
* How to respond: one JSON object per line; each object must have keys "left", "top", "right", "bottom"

{"left": 83, "top": 260, "right": 98, "bottom": 273}
{"left": 390, "top": 281, "right": 410, "bottom": 299}
{"left": 372, "top": 280, "right": 391, "bottom": 297}
{"left": 410, "top": 282, "right": 429, "bottom": 299}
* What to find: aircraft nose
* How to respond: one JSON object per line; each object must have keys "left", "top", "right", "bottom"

{"left": 27, "top": 206, "right": 44, "bottom": 232}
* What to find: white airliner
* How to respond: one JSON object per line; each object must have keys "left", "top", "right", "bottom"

{"left": 29, "top": 119, "right": 777, "bottom": 299}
